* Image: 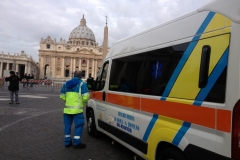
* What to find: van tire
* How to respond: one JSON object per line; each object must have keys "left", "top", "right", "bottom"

{"left": 87, "top": 110, "right": 98, "bottom": 137}
{"left": 157, "top": 147, "right": 186, "bottom": 160}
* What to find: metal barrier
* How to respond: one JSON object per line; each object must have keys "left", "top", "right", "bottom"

{"left": 50, "top": 81, "right": 64, "bottom": 91}
{"left": 20, "top": 79, "right": 64, "bottom": 91}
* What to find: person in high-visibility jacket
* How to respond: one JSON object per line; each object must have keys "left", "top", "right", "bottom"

{"left": 60, "top": 71, "right": 89, "bottom": 149}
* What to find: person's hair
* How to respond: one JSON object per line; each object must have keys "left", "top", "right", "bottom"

{"left": 9, "top": 71, "right": 15, "bottom": 75}
{"left": 74, "top": 71, "right": 82, "bottom": 78}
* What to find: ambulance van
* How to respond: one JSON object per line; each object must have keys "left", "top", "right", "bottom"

{"left": 86, "top": 0, "right": 240, "bottom": 159}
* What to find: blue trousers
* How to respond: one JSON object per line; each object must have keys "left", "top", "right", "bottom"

{"left": 64, "top": 113, "right": 84, "bottom": 145}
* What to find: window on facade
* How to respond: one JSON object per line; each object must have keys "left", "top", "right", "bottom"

{"left": 82, "top": 41, "right": 85, "bottom": 45}
{"left": 97, "top": 60, "right": 102, "bottom": 67}
{"left": 46, "top": 44, "right": 50, "bottom": 49}
{"left": 58, "top": 47, "right": 61, "bottom": 50}
{"left": 58, "top": 58, "right": 60, "bottom": 63}
{"left": 87, "top": 42, "right": 89, "bottom": 45}
{"left": 46, "top": 57, "right": 50, "bottom": 63}
{"left": 65, "top": 58, "right": 70, "bottom": 64}
{"left": 91, "top": 42, "right": 93, "bottom": 46}
{"left": 77, "top": 48, "right": 79, "bottom": 51}
{"left": 95, "top": 62, "right": 109, "bottom": 91}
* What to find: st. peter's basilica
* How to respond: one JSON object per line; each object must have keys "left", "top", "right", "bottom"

{"left": 38, "top": 15, "right": 109, "bottom": 80}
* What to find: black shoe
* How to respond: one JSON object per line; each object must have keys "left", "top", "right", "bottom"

{"left": 9, "top": 102, "right": 13, "bottom": 104}
{"left": 73, "top": 143, "right": 86, "bottom": 149}
{"left": 16, "top": 102, "right": 20, "bottom": 104}
{"left": 65, "top": 141, "right": 72, "bottom": 148}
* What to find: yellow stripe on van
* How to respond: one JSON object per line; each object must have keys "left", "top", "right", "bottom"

{"left": 204, "top": 13, "right": 225, "bottom": 33}
{"left": 167, "top": 34, "right": 229, "bottom": 100}
{"left": 144, "top": 116, "right": 183, "bottom": 160}
{"left": 225, "top": 17, "right": 232, "bottom": 27}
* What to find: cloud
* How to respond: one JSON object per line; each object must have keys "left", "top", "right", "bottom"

{"left": 0, "top": 0, "right": 210, "bottom": 61}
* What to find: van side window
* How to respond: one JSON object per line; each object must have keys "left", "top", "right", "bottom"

{"left": 142, "top": 43, "right": 188, "bottom": 96}
{"left": 95, "top": 61, "right": 109, "bottom": 91}
{"left": 109, "top": 53, "right": 145, "bottom": 93}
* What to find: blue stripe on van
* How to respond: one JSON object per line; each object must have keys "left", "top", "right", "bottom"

{"left": 161, "top": 12, "right": 215, "bottom": 101}
{"left": 142, "top": 114, "right": 158, "bottom": 141}
{"left": 193, "top": 48, "right": 229, "bottom": 106}
{"left": 172, "top": 121, "right": 191, "bottom": 146}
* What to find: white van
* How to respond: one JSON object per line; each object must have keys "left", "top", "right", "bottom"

{"left": 86, "top": 0, "right": 240, "bottom": 159}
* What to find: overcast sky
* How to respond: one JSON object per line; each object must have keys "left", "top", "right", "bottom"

{"left": 0, "top": 0, "right": 211, "bottom": 61}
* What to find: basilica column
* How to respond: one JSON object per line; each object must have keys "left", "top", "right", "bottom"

{"left": 91, "top": 59, "right": 95, "bottom": 76}
{"left": 70, "top": 58, "right": 73, "bottom": 77}
{"left": 86, "top": 59, "right": 89, "bottom": 79}
{"left": 40, "top": 56, "right": 44, "bottom": 78}
{"left": 79, "top": 58, "right": 82, "bottom": 71}
{"left": 73, "top": 57, "right": 76, "bottom": 72}
{"left": 61, "top": 57, "right": 65, "bottom": 78}
{"left": 95, "top": 59, "right": 98, "bottom": 78}
{"left": 0, "top": 61, "right": 3, "bottom": 77}
{"left": 52, "top": 56, "right": 55, "bottom": 78}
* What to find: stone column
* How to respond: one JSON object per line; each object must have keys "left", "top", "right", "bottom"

{"left": 61, "top": 57, "right": 65, "bottom": 78}
{"left": 27, "top": 62, "right": 31, "bottom": 74}
{"left": 52, "top": 56, "right": 55, "bottom": 78}
{"left": 86, "top": 59, "right": 89, "bottom": 79}
{"left": 91, "top": 59, "right": 95, "bottom": 77}
{"left": 73, "top": 58, "right": 76, "bottom": 72}
{"left": 6, "top": 63, "right": 9, "bottom": 70}
{"left": 79, "top": 58, "right": 82, "bottom": 71}
{"left": 70, "top": 57, "right": 73, "bottom": 77}
{"left": 95, "top": 59, "right": 98, "bottom": 78}
{"left": 40, "top": 56, "right": 44, "bottom": 79}
{"left": 16, "top": 63, "right": 19, "bottom": 73}
{"left": 24, "top": 63, "right": 28, "bottom": 74}
{"left": 0, "top": 61, "right": 2, "bottom": 77}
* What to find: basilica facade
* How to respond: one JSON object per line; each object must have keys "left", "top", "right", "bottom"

{"left": 38, "top": 15, "right": 109, "bottom": 80}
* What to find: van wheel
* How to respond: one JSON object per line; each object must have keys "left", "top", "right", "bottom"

{"left": 157, "top": 148, "right": 186, "bottom": 160}
{"left": 87, "top": 110, "right": 98, "bottom": 136}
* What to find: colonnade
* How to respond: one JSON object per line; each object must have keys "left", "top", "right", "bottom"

{"left": 0, "top": 61, "right": 33, "bottom": 78}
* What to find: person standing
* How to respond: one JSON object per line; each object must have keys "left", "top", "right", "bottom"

{"left": 60, "top": 71, "right": 90, "bottom": 149}
{"left": 5, "top": 71, "right": 22, "bottom": 104}
{"left": 24, "top": 73, "right": 29, "bottom": 88}
{"left": 86, "top": 73, "right": 94, "bottom": 90}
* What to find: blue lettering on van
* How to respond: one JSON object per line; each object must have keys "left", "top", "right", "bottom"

{"left": 117, "top": 123, "right": 132, "bottom": 133}
{"left": 118, "top": 111, "right": 135, "bottom": 121}
{"left": 128, "top": 122, "right": 140, "bottom": 131}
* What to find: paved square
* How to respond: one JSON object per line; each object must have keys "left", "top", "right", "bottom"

{"left": 0, "top": 86, "right": 134, "bottom": 160}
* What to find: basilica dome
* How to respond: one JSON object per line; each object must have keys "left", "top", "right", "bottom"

{"left": 69, "top": 15, "right": 96, "bottom": 41}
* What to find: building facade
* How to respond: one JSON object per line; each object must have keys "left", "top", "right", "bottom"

{"left": 0, "top": 51, "right": 39, "bottom": 79}
{"left": 38, "top": 15, "right": 109, "bottom": 80}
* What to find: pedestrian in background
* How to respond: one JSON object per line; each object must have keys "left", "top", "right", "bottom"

{"left": 60, "top": 71, "right": 90, "bottom": 149}
{"left": 5, "top": 71, "right": 22, "bottom": 104}
{"left": 86, "top": 73, "right": 94, "bottom": 90}
{"left": 24, "top": 73, "right": 29, "bottom": 88}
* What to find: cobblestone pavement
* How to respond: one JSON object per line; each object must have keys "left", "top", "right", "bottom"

{"left": 0, "top": 86, "right": 135, "bottom": 160}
